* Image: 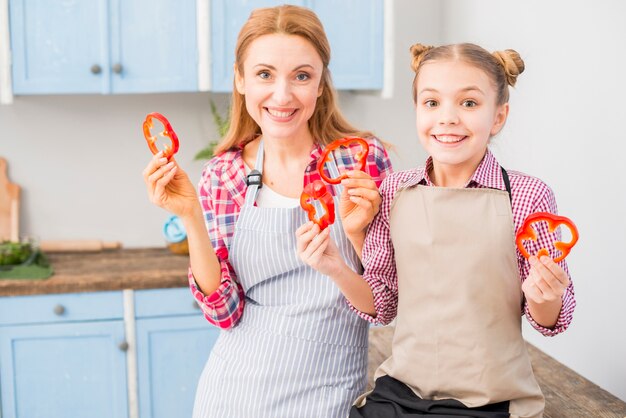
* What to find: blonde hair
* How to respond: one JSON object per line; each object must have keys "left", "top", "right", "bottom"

{"left": 409, "top": 43, "right": 525, "bottom": 105}
{"left": 215, "top": 5, "right": 373, "bottom": 155}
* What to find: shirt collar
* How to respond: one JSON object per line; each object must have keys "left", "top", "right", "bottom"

{"left": 403, "top": 149, "right": 505, "bottom": 190}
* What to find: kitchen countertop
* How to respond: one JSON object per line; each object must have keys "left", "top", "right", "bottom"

{"left": 0, "top": 248, "right": 190, "bottom": 296}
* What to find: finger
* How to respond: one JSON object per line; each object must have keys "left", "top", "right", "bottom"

{"left": 538, "top": 256, "right": 570, "bottom": 287}
{"left": 348, "top": 195, "right": 375, "bottom": 213}
{"left": 153, "top": 165, "right": 177, "bottom": 203}
{"left": 344, "top": 170, "right": 372, "bottom": 180}
{"left": 348, "top": 187, "right": 380, "bottom": 204}
{"left": 142, "top": 151, "right": 167, "bottom": 180}
{"left": 296, "top": 222, "right": 319, "bottom": 254}
{"left": 301, "top": 227, "right": 330, "bottom": 260}
{"left": 308, "top": 229, "right": 331, "bottom": 260}
{"left": 531, "top": 256, "right": 566, "bottom": 295}
{"left": 148, "top": 161, "right": 175, "bottom": 188}
{"left": 341, "top": 177, "right": 377, "bottom": 191}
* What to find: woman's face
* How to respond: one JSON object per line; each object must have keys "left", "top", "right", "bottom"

{"left": 235, "top": 34, "right": 324, "bottom": 142}
{"left": 415, "top": 60, "right": 508, "bottom": 173}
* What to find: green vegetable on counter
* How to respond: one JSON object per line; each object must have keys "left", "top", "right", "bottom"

{"left": 0, "top": 240, "right": 34, "bottom": 266}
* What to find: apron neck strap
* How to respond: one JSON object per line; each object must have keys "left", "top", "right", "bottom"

{"left": 244, "top": 140, "right": 344, "bottom": 207}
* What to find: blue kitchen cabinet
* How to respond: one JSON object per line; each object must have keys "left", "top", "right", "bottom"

{"left": 0, "top": 287, "right": 218, "bottom": 418}
{"left": 8, "top": 0, "right": 198, "bottom": 94}
{"left": 210, "top": 0, "right": 384, "bottom": 92}
{"left": 0, "top": 291, "right": 129, "bottom": 418}
{"left": 134, "top": 288, "right": 218, "bottom": 418}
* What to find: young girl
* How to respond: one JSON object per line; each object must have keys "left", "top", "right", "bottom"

{"left": 142, "top": 5, "right": 392, "bottom": 418}
{"left": 297, "top": 43, "right": 575, "bottom": 417}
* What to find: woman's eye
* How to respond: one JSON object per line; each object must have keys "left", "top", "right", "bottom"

{"left": 295, "top": 73, "right": 310, "bottom": 81}
{"left": 462, "top": 100, "right": 477, "bottom": 108}
{"left": 258, "top": 71, "right": 271, "bottom": 80}
{"left": 424, "top": 100, "right": 438, "bottom": 107}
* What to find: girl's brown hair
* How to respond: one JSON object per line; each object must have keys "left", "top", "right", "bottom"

{"left": 409, "top": 43, "right": 525, "bottom": 105}
{"left": 214, "top": 5, "right": 373, "bottom": 155}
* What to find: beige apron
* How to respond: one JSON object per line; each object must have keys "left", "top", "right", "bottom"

{"left": 368, "top": 185, "right": 544, "bottom": 418}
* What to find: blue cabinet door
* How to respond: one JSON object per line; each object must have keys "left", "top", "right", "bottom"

{"left": 110, "top": 0, "right": 198, "bottom": 93}
{"left": 0, "top": 320, "right": 128, "bottom": 418}
{"left": 9, "top": 0, "right": 110, "bottom": 94}
{"left": 9, "top": 0, "right": 198, "bottom": 94}
{"left": 210, "top": 0, "right": 382, "bottom": 92}
{"left": 136, "top": 315, "right": 218, "bottom": 418}
{"left": 308, "top": 0, "right": 384, "bottom": 90}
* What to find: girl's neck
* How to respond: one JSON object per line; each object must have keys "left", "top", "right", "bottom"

{"left": 429, "top": 151, "right": 486, "bottom": 188}
{"left": 262, "top": 134, "right": 315, "bottom": 165}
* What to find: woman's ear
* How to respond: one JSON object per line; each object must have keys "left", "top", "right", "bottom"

{"left": 490, "top": 103, "right": 509, "bottom": 136}
{"left": 234, "top": 65, "right": 245, "bottom": 95}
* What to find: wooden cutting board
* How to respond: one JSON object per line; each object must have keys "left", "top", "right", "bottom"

{"left": 0, "top": 157, "right": 19, "bottom": 241}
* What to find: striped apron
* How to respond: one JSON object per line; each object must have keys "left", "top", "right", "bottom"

{"left": 193, "top": 141, "right": 369, "bottom": 418}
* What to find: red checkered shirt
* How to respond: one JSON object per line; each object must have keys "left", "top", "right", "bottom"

{"left": 189, "top": 137, "right": 393, "bottom": 329}
{"left": 354, "top": 149, "right": 575, "bottom": 337}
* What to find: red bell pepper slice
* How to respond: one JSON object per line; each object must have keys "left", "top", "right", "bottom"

{"left": 317, "top": 137, "right": 370, "bottom": 184}
{"left": 142, "top": 112, "right": 180, "bottom": 160}
{"left": 300, "top": 180, "right": 335, "bottom": 230}
{"left": 515, "top": 212, "right": 579, "bottom": 263}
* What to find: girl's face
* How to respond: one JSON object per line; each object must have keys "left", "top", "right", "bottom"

{"left": 235, "top": 34, "right": 324, "bottom": 143}
{"left": 415, "top": 60, "right": 508, "bottom": 174}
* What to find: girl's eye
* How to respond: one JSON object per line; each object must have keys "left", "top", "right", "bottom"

{"left": 295, "top": 72, "right": 310, "bottom": 81}
{"left": 424, "top": 100, "right": 438, "bottom": 108}
{"left": 462, "top": 100, "right": 477, "bottom": 108}
{"left": 258, "top": 71, "right": 271, "bottom": 80}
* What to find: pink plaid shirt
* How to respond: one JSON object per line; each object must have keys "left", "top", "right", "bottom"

{"left": 354, "top": 150, "right": 575, "bottom": 337}
{"left": 189, "top": 137, "right": 393, "bottom": 329}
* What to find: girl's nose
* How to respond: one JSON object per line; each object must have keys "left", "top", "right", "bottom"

{"left": 438, "top": 103, "right": 459, "bottom": 125}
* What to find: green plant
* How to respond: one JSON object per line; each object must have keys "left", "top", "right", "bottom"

{"left": 194, "top": 99, "right": 231, "bottom": 160}
{"left": 0, "top": 240, "right": 33, "bottom": 266}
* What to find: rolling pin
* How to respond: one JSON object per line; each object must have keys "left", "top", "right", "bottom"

{"left": 39, "top": 240, "right": 122, "bottom": 253}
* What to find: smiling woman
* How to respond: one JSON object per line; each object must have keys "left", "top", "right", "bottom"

{"left": 141, "top": 4, "right": 393, "bottom": 418}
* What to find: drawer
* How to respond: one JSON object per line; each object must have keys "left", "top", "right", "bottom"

{"left": 134, "top": 287, "right": 201, "bottom": 318}
{"left": 0, "top": 291, "right": 124, "bottom": 326}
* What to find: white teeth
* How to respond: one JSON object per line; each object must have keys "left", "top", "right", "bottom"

{"left": 267, "top": 108, "right": 295, "bottom": 118}
{"left": 435, "top": 135, "right": 464, "bottom": 143}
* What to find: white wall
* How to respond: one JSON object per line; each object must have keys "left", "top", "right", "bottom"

{"left": 440, "top": 0, "right": 626, "bottom": 401}
{"left": 1, "top": 0, "right": 624, "bottom": 402}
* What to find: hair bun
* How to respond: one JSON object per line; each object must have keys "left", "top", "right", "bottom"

{"left": 409, "top": 43, "right": 434, "bottom": 72}
{"left": 492, "top": 49, "right": 525, "bottom": 87}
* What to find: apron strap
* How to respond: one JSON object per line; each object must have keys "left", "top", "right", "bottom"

{"left": 501, "top": 166, "right": 512, "bottom": 204}
{"left": 243, "top": 140, "right": 343, "bottom": 207}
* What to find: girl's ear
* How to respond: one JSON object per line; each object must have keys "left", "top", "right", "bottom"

{"left": 490, "top": 103, "right": 509, "bottom": 136}
{"left": 234, "top": 65, "right": 245, "bottom": 95}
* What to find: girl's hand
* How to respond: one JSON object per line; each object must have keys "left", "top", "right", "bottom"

{"left": 296, "top": 221, "right": 345, "bottom": 277}
{"left": 339, "top": 170, "right": 382, "bottom": 236}
{"left": 142, "top": 151, "right": 199, "bottom": 219}
{"left": 522, "top": 255, "right": 570, "bottom": 304}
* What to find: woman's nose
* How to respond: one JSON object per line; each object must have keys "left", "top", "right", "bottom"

{"left": 272, "top": 78, "right": 293, "bottom": 104}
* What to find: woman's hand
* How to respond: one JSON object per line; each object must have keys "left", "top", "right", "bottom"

{"left": 296, "top": 221, "right": 346, "bottom": 277}
{"left": 142, "top": 151, "right": 199, "bottom": 219}
{"left": 338, "top": 170, "right": 382, "bottom": 236}
{"left": 522, "top": 255, "right": 570, "bottom": 328}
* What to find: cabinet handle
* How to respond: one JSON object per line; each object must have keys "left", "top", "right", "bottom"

{"left": 53, "top": 304, "right": 65, "bottom": 316}
{"left": 90, "top": 64, "right": 102, "bottom": 75}
{"left": 118, "top": 341, "right": 129, "bottom": 352}
{"left": 112, "top": 63, "right": 123, "bottom": 74}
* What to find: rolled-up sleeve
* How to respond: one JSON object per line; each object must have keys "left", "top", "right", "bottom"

{"left": 188, "top": 161, "right": 246, "bottom": 330}
{"left": 348, "top": 175, "right": 399, "bottom": 325}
